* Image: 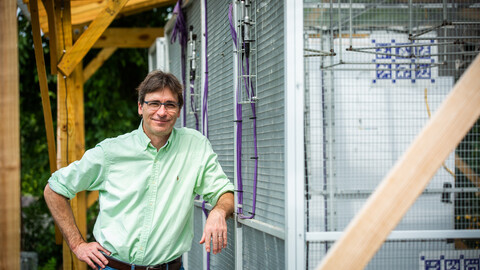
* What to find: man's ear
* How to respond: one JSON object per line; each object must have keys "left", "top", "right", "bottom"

{"left": 138, "top": 102, "right": 143, "bottom": 116}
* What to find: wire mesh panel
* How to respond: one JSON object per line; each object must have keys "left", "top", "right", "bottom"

{"left": 206, "top": 0, "right": 235, "bottom": 182}
{"left": 185, "top": 0, "right": 203, "bottom": 131}
{"left": 209, "top": 218, "right": 236, "bottom": 270}
{"left": 304, "top": 1, "right": 480, "bottom": 269}
{"left": 235, "top": 0, "right": 287, "bottom": 268}
{"left": 189, "top": 205, "right": 205, "bottom": 268}
{"left": 166, "top": 25, "right": 183, "bottom": 129}
{"left": 240, "top": 0, "right": 285, "bottom": 229}
{"left": 242, "top": 226, "right": 285, "bottom": 270}
{"left": 205, "top": 0, "right": 236, "bottom": 268}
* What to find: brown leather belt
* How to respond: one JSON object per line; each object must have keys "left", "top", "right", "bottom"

{"left": 104, "top": 255, "right": 181, "bottom": 270}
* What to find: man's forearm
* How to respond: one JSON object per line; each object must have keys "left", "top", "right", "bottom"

{"left": 212, "top": 191, "right": 234, "bottom": 219}
{"left": 44, "top": 184, "right": 85, "bottom": 251}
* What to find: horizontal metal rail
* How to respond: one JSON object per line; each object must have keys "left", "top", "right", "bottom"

{"left": 194, "top": 200, "right": 285, "bottom": 240}
{"left": 306, "top": 230, "right": 480, "bottom": 242}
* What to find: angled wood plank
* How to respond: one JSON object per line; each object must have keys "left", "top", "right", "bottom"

{"left": 0, "top": 0, "right": 20, "bottom": 269}
{"left": 31, "top": 0, "right": 176, "bottom": 34}
{"left": 42, "top": 0, "right": 58, "bottom": 74}
{"left": 93, "top": 28, "right": 164, "bottom": 48}
{"left": 52, "top": 0, "right": 67, "bottom": 246}
{"left": 317, "top": 54, "right": 480, "bottom": 270}
{"left": 57, "top": 0, "right": 129, "bottom": 76}
{"left": 30, "top": 0, "right": 57, "bottom": 174}
{"left": 83, "top": 47, "right": 117, "bottom": 82}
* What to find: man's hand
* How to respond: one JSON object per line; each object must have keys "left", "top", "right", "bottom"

{"left": 199, "top": 208, "right": 228, "bottom": 254}
{"left": 199, "top": 192, "right": 234, "bottom": 254}
{"left": 44, "top": 184, "right": 111, "bottom": 269}
{"left": 72, "top": 242, "right": 111, "bottom": 269}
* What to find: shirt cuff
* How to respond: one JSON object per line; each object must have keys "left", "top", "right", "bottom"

{"left": 48, "top": 174, "right": 76, "bottom": 199}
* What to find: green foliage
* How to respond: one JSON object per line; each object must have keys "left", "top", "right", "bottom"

{"left": 19, "top": 6, "right": 172, "bottom": 269}
{"left": 39, "top": 257, "right": 57, "bottom": 270}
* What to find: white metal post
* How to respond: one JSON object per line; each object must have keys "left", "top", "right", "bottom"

{"left": 200, "top": 0, "right": 208, "bottom": 137}
{"left": 232, "top": 1, "right": 244, "bottom": 270}
{"left": 200, "top": 1, "right": 208, "bottom": 269}
{"left": 284, "top": 0, "right": 305, "bottom": 269}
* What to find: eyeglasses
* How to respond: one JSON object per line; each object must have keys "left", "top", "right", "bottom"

{"left": 143, "top": 100, "right": 180, "bottom": 111}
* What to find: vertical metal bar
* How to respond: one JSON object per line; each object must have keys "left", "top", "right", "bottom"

{"left": 232, "top": 1, "right": 244, "bottom": 270}
{"left": 200, "top": 2, "right": 208, "bottom": 268}
{"left": 201, "top": 0, "right": 208, "bottom": 137}
{"left": 349, "top": 0, "right": 352, "bottom": 48}
{"left": 329, "top": 0, "right": 334, "bottom": 54}
{"left": 202, "top": 210, "right": 207, "bottom": 270}
{"left": 338, "top": 0, "right": 343, "bottom": 61}
{"left": 408, "top": 0, "right": 412, "bottom": 37}
{"left": 443, "top": 0, "right": 448, "bottom": 63}
{"left": 327, "top": 0, "right": 337, "bottom": 235}
{"left": 284, "top": 0, "right": 305, "bottom": 269}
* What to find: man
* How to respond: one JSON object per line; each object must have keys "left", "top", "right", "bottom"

{"left": 44, "top": 70, "right": 235, "bottom": 270}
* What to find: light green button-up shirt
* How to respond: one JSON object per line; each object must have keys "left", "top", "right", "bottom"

{"left": 48, "top": 123, "right": 234, "bottom": 265}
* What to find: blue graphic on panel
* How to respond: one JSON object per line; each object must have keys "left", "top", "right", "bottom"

{"left": 465, "top": 258, "right": 480, "bottom": 270}
{"left": 425, "top": 259, "right": 441, "bottom": 270}
{"left": 420, "top": 251, "right": 480, "bottom": 270}
{"left": 373, "top": 39, "right": 434, "bottom": 83}
{"left": 445, "top": 259, "right": 461, "bottom": 270}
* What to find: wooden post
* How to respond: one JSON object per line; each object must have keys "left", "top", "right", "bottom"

{"left": 0, "top": 0, "right": 20, "bottom": 269}
{"left": 54, "top": 1, "right": 86, "bottom": 269}
{"left": 317, "top": 54, "right": 480, "bottom": 270}
{"left": 73, "top": 63, "right": 88, "bottom": 270}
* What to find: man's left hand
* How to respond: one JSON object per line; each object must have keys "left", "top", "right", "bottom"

{"left": 199, "top": 208, "right": 228, "bottom": 254}
{"left": 199, "top": 192, "right": 234, "bottom": 254}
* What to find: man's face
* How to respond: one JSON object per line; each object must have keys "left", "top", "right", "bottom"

{"left": 138, "top": 88, "right": 181, "bottom": 142}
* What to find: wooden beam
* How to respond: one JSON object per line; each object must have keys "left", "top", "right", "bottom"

{"left": 30, "top": 0, "right": 57, "bottom": 174}
{"left": 317, "top": 54, "right": 480, "bottom": 270}
{"left": 93, "top": 28, "right": 164, "bottom": 48}
{"left": 73, "top": 65, "right": 87, "bottom": 270}
{"left": 0, "top": 0, "right": 20, "bottom": 269}
{"left": 57, "top": 0, "right": 129, "bottom": 76}
{"left": 83, "top": 47, "right": 117, "bottom": 82}
{"left": 42, "top": 0, "right": 58, "bottom": 74}
{"left": 29, "top": 0, "right": 176, "bottom": 34}
{"left": 52, "top": 0, "right": 66, "bottom": 246}
{"left": 54, "top": 1, "right": 80, "bottom": 269}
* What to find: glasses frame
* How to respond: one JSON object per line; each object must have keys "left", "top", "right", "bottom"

{"left": 143, "top": 100, "right": 181, "bottom": 112}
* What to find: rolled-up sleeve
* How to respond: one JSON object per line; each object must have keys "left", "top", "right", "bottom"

{"left": 48, "top": 145, "right": 107, "bottom": 199}
{"left": 194, "top": 139, "right": 235, "bottom": 207}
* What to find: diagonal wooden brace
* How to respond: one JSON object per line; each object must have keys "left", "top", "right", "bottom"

{"left": 317, "top": 54, "right": 480, "bottom": 270}
{"left": 30, "top": 0, "right": 57, "bottom": 176}
{"left": 57, "top": 0, "right": 129, "bottom": 76}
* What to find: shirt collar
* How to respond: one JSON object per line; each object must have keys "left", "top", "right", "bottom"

{"left": 137, "top": 120, "right": 176, "bottom": 151}
{"left": 137, "top": 120, "right": 151, "bottom": 150}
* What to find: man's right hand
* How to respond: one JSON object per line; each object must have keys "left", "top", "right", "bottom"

{"left": 72, "top": 241, "right": 111, "bottom": 269}
{"left": 44, "top": 184, "right": 111, "bottom": 269}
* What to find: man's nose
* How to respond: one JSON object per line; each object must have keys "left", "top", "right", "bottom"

{"left": 156, "top": 104, "right": 168, "bottom": 115}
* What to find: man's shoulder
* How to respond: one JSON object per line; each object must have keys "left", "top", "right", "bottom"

{"left": 175, "top": 127, "right": 206, "bottom": 140}
{"left": 96, "top": 129, "right": 139, "bottom": 147}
